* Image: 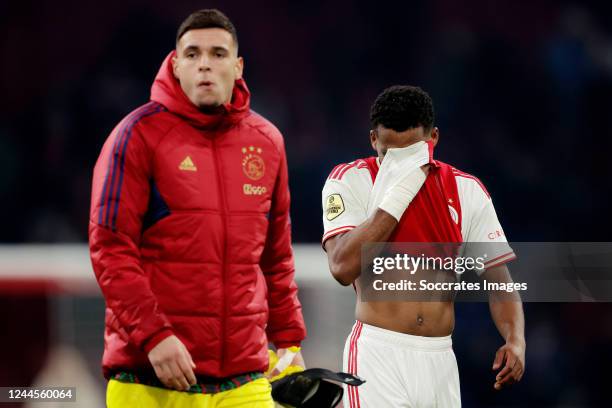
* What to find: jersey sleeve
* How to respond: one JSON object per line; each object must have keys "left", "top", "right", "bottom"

{"left": 321, "top": 165, "right": 369, "bottom": 246}
{"left": 89, "top": 122, "right": 174, "bottom": 353}
{"left": 458, "top": 176, "right": 516, "bottom": 273}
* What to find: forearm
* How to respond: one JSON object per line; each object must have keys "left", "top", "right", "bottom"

{"left": 490, "top": 300, "right": 525, "bottom": 344}
{"left": 325, "top": 209, "right": 398, "bottom": 285}
{"left": 261, "top": 220, "right": 306, "bottom": 346}
{"left": 264, "top": 270, "right": 306, "bottom": 348}
{"left": 90, "top": 222, "right": 172, "bottom": 350}
{"left": 486, "top": 265, "right": 525, "bottom": 344}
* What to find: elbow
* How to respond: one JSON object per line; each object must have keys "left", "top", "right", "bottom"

{"left": 330, "top": 263, "right": 356, "bottom": 286}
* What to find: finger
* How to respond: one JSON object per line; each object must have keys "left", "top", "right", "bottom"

{"left": 178, "top": 355, "right": 197, "bottom": 386}
{"left": 151, "top": 362, "right": 164, "bottom": 381}
{"left": 494, "top": 374, "right": 516, "bottom": 391}
{"left": 492, "top": 348, "right": 505, "bottom": 370}
{"left": 180, "top": 343, "right": 196, "bottom": 369}
{"left": 496, "top": 370, "right": 515, "bottom": 386}
{"left": 512, "top": 363, "right": 524, "bottom": 381}
{"left": 162, "top": 363, "right": 182, "bottom": 391}
{"left": 497, "top": 377, "right": 516, "bottom": 390}
{"left": 156, "top": 363, "right": 174, "bottom": 389}
{"left": 496, "top": 356, "right": 517, "bottom": 383}
{"left": 496, "top": 365, "right": 512, "bottom": 383}
{"left": 174, "top": 367, "right": 191, "bottom": 390}
{"left": 169, "top": 360, "right": 190, "bottom": 390}
{"left": 510, "top": 361, "right": 522, "bottom": 380}
{"left": 505, "top": 376, "right": 517, "bottom": 386}
{"left": 267, "top": 366, "right": 281, "bottom": 379}
{"left": 291, "top": 352, "right": 306, "bottom": 369}
{"left": 187, "top": 352, "right": 196, "bottom": 370}
{"left": 497, "top": 368, "right": 518, "bottom": 386}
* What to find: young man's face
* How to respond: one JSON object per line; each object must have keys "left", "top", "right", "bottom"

{"left": 173, "top": 28, "right": 244, "bottom": 109}
{"left": 370, "top": 125, "right": 439, "bottom": 160}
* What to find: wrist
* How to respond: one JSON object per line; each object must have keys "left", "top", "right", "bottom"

{"left": 378, "top": 170, "right": 427, "bottom": 221}
{"left": 378, "top": 195, "right": 407, "bottom": 222}
{"left": 143, "top": 329, "right": 174, "bottom": 354}
{"left": 506, "top": 335, "right": 525, "bottom": 347}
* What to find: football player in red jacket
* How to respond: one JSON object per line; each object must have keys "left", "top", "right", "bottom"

{"left": 89, "top": 9, "right": 306, "bottom": 407}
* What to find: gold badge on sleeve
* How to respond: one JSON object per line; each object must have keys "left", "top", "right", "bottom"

{"left": 325, "top": 194, "right": 345, "bottom": 221}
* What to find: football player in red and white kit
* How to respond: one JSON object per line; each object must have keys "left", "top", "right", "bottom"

{"left": 322, "top": 86, "right": 525, "bottom": 407}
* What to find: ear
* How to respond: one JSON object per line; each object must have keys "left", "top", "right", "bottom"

{"left": 430, "top": 127, "right": 440, "bottom": 147}
{"left": 370, "top": 129, "right": 378, "bottom": 152}
{"left": 172, "top": 54, "right": 179, "bottom": 80}
{"left": 235, "top": 56, "right": 244, "bottom": 80}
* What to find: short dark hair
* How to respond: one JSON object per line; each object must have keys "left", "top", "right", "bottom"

{"left": 370, "top": 85, "right": 435, "bottom": 132}
{"left": 176, "top": 9, "right": 238, "bottom": 48}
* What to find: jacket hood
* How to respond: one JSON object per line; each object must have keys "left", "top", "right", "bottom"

{"left": 150, "top": 51, "right": 250, "bottom": 129}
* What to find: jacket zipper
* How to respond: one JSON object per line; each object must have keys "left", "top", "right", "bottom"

{"left": 212, "top": 138, "right": 229, "bottom": 373}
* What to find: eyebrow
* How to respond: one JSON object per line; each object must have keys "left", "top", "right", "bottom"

{"left": 211, "top": 46, "right": 229, "bottom": 53}
{"left": 182, "top": 44, "right": 230, "bottom": 53}
{"left": 183, "top": 45, "right": 200, "bottom": 53}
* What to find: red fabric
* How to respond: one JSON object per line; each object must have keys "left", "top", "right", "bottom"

{"left": 89, "top": 52, "right": 305, "bottom": 379}
{"left": 364, "top": 142, "right": 463, "bottom": 247}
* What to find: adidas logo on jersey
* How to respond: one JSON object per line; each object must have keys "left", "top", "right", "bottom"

{"left": 179, "top": 156, "right": 197, "bottom": 171}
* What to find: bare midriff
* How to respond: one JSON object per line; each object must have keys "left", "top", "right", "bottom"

{"left": 354, "top": 280, "right": 454, "bottom": 337}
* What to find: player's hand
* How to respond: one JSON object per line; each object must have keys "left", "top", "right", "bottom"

{"left": 378, "top": 166, "right": 428, "bottom": 221}
{"left": 268, "top": 348, "right": 306, "bottom": 379}
{"left": 492, "top": 338, "right": 525, "bottom": 390}
{"left": 148, "top": 335, "right": 197, "bottom": 391}
{"left": 279, "top": 348, "right": 305, "bottom": 368}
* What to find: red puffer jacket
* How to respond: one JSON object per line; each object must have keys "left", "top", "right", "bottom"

{"left": 89, "top": 51, "right": 306, "bottom": 379}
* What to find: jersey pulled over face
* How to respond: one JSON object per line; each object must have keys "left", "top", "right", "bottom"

{"left": 322, "top": 157, "right": 516, "bottom": 272}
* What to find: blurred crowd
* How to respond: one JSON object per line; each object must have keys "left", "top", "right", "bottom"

{"left": 1, "top": 0, "right": 612, "bottom": 406}
{"left": 1, "top": 0, "right": 612, "bottom": 243}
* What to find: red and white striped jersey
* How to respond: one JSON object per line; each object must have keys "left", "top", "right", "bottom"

{"left": 321, "top": 156, "right": 515, "bottom": 271}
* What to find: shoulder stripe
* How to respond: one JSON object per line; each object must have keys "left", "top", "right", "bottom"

{"left": 329, "top": 163, "right": 350, "bottom": 180}
{"left": 337, "top": 162, "right": 359, "bottom": 180}
{"left": 98, "top": 102, "right": 166, "bottom": 230}
{"left": 453, "top": 170, "right": 490, "bottom": 198}
{"left": 98, "top": 102, "right": 158, "bottom": 227}
{"left": 328, "top": 163, "right": 346, "bottom": 180}
{"left": 111, "top": 102, "right": 166, "bottom": 230}
{"left": 328, "top": 160, "right": 369, "bottom": 181}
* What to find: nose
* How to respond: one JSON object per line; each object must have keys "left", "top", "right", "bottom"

{"left": 198, "top": 54, "right": 211, "bottom": 72}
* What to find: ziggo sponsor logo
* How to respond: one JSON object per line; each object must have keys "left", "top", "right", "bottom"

{"left": 243, "top": 184, "right": 267, "bottom": 195}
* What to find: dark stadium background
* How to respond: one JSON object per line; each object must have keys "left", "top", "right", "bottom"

{"left": 1, "top": 0, "right": 612, "bottom": 406}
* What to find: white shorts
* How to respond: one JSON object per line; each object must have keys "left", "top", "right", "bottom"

{"left": 343, "top": 321, "right": 461, "bottom": 408}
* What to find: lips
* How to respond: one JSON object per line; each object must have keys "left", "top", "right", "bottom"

{"left": 198, "top": 80, "right": 213, "bottom": 87}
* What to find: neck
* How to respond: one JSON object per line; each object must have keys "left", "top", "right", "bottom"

{"left": 198, "top": 104, "right": 225, "bottom": 114}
